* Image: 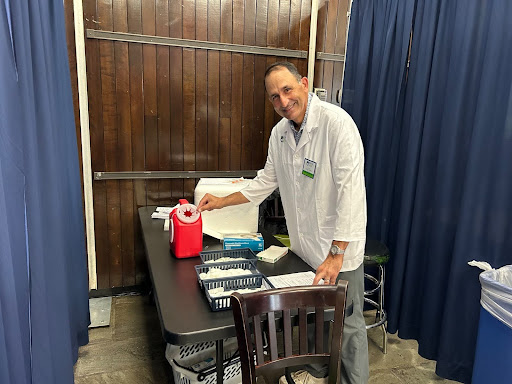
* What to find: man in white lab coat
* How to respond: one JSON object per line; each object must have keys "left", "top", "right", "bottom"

{"left": 197, "top": 61, "right": 369, "bottom": 384}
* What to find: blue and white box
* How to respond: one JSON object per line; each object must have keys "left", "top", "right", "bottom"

{"left": 223, "top": 233, "right": 264, "bottom": 252}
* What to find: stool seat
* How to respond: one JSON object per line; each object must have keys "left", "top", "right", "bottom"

{"left": 364, "top": 238, "right": 390, "bottom": 266}
{"left": 363, "top": 237, "right": 390, "bottom": 354}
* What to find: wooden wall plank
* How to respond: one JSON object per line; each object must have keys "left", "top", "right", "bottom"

{"left": 288, "top": 0, "right": 301, "bottom": 71}
{"left": 298, "top": 0, "right": 311, "bottom": 78}
{"left": 195, "top": 0, "right": 208, "bottom": 171}
{"left": 264, "top": 1, "right": 279, "bottom": 157}
{"left": 142, "top": 1, "right": 158, "bottom": 207}
{"left": 278, "top": 0, "right": 290, "bottom": 48}
{"left": 241, "top": 0, "right": 256, "bottom": 169}
{"left": 113, "top": 0, "right": 135, "bottom": 286}
{"left": 253, "top": 0, "right": 268, "bottom": 169}
{"left": 156, "top": 0, "right": 171, "bottom": 204}
{"left": 322, "top": 0, "right": 339, "bottom": 102}
{"left": 182, "top": 0, "right": 196, "bottom": 200}
{"left": 127, "top": 0, "right": 146, "bottom": 284}
{"left": 314, "top": 0, "right": 328, "bottom": 88}
{"left": 98, "top": 0, "right": 123, "bottom": 288}
{"left": 230, "top": 0, "right": 244, "bottom": 170}
{"left": 207, "top": 0, "right": 220, "bottom": 171}
{"left": 170, "top": 1, "right": 185, "bottom": 200}
{"left": 219, "top": 0, "right": 233, "bottom": 170}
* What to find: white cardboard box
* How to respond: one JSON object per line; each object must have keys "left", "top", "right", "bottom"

{"left": 194, "top": 178, "right": 258, "bottom": 238}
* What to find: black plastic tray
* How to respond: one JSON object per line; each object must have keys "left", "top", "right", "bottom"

{"left": 203, "top": 275, "right": 275, "bottom": 311}
{"left": 195, "top": 260, "right": 259, "bottom": 288}
{"left": 199, "top": 248, "right": 258, "bottom": 264}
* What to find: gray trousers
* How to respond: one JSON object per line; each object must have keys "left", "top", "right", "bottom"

{"left": 307, "top": 263, "right": 369, "bottom": 384}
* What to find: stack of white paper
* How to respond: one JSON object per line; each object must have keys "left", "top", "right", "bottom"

{"left": 267, "top": 271, "right": 326, "bottom": 288}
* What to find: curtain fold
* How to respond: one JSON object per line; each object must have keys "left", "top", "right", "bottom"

{"left": 0, "top": 1, "right": 89, "bottom": 383}
{"left": 343, "top": 0, "right": 512, "bottom": 382}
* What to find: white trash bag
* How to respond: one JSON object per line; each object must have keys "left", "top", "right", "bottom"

{"left": 468, "top": 260, "right": 512, "bottom": 328}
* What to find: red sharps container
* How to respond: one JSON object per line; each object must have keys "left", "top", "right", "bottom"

{"left": 169, "top": 199, "right": 203, "bottom": 258}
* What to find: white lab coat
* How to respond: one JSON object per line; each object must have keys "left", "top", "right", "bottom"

{"left": 241, "top": 94, "right": 367, "bottom": 272}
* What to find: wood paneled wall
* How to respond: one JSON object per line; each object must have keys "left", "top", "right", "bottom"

{"left": 64, "top": 0, "right": 350, "bottom": 290}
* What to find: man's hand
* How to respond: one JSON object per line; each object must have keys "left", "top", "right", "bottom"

{"left": 197, "top": 193, "right": 224, "bottom": 212}
{"left": 197, "top": 191, "right": 250, "bottom": 212}
{"left": 313, "top": 241, "right": 348, "bottom": 285}
{"left": 313, "top": 254, "right": 344, "bottom": 285}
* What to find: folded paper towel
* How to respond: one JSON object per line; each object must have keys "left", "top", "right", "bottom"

{"left": 257, "top": 246, "right": 288, "bottom": 263}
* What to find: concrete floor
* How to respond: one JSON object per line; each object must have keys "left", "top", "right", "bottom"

{"left": 74, "top": 295, "right": 458, "bottom": 384}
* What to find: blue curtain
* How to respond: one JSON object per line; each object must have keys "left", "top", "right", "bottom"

{"left": 341, "top": 0, "right": 415, "bottom": 240}
{"left": 0, "top": 1, "right": 89, "bottom": 383}
{"left": 343, "top": 0, "right": 512, "bottom": 382}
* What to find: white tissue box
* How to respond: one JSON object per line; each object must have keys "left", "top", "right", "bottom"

{"left": 194, "top": 178, "right": 258, "bottom": 237}
{"left": 223, "top": 233, "right": 264, "bottom": 252}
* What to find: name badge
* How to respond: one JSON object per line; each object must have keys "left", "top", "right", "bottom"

{"left": 302, "top": 158, "right": 317, "bottom": 179}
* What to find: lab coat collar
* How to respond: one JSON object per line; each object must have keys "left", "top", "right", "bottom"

{"left": 296, "top": 94, "right": 321, "bottom": 152}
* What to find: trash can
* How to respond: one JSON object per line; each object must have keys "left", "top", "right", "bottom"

{"left": 472, "top": 265, "right": 512, "bottom": 384}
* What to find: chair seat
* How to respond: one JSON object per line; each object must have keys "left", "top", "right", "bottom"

{"left": 364, "top": 237, "right": 390, "bottom": 266}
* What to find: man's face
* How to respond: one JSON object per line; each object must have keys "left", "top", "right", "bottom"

{"left": 265, "top": 67, "right": 309, "bottom": 125}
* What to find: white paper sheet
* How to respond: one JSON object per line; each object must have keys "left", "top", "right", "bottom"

{"left": 268, "top": 271, "right": 325, "bottom": 288}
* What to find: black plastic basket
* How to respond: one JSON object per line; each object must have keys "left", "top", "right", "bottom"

{"left": 195, "top": 260, "right": 259, "bottom": 287}
{"left": 203, "top": 275, "right": 275, "bottom": 311}
{"left": 199, "top": 248, "right": 258, "bottom": 264}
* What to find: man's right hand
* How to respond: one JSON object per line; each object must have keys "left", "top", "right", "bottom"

{"left": 197, "top": 193, "right": 223, "bottom": 212}
{"left": 197, "top": 191, "right": 250, "bottom": 212}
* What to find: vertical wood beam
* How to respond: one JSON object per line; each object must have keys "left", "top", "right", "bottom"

{"left": 73, "top": 0, "right": 97, "bottom": 290}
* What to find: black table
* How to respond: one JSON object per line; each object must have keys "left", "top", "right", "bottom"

{"left": 138, "top": 206, "right": 312, "bottom": 383}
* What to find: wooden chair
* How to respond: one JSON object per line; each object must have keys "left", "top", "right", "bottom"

{"left": 231, "top": 281, "right": 348, "bottom": 384}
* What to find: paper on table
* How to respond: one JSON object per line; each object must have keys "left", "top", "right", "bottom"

{"left": 268, "top": 271, "right": 325, "bottom": 289}
{"left": 156, "top": 206, "right": 176, "bottom": 213}
{"left": 151, "top": 205, "right": 179, "bottom": 219}
{"left": 151, "top": 212, "right": 170, "bottom": 219}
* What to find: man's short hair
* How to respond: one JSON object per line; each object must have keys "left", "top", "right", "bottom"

{"left": 264, "top": 61, "right": 302, "bottom": 82}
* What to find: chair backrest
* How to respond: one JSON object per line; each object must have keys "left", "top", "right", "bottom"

{"left": 231, "top": 281, "right": 348, "bottom": 384}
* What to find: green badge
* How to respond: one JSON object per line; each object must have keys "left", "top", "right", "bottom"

{"left": 302, "top": 158, "right": 317, "bottom": 179}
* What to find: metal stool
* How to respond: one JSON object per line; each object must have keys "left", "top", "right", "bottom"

{"left": 364, "top": 237, "right": 390, "bottom": 353}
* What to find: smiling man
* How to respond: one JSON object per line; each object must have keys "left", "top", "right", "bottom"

{"left": 198, "top": 62, "right": 368, "bottom": 384}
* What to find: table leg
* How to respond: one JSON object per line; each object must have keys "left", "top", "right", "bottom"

{"left": 216, "top": 339, "right": 224, "bottom": 384}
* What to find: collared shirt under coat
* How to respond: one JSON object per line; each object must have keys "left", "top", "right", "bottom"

{"left": 241, "top": 94, "right": 367, "bottom": 272}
